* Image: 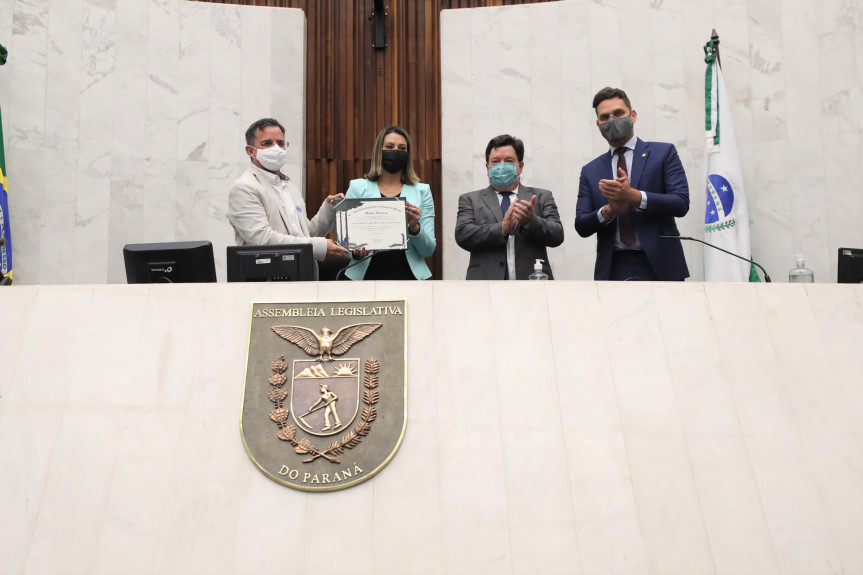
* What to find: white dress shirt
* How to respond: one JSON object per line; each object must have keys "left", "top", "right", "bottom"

{"left": 495, "top": 185, "right": 519, "bottom": 280}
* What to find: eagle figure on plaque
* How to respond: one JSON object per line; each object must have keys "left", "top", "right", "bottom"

{"left": 272, "top": 324, "right": 381, "bottom": 362}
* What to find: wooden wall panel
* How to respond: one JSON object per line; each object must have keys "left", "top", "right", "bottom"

{"left": 195, "top": 0, "right": 557, "bottom": 278}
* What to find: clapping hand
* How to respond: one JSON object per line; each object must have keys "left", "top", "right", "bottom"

{"left": 512, "top": 195, "right": 537, "bottom": 225}
{"left": 599, "top": 168, "right": 639, "bottom": 206}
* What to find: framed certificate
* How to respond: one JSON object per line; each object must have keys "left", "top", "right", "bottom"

{"left": 333, "top": 197, "right": 408, "bottom": 251}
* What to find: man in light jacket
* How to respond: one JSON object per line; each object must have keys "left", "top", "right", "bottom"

{"left": 227, "top": 118, "right": 348, "bottom": 273}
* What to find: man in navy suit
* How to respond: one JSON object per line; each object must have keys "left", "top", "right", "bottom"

{"left": 575, "top": 87, "right": 690, "bottom": 281}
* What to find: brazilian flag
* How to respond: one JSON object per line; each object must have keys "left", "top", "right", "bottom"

{"left": 1, "top": 42, "right": 11, "bottom": 281}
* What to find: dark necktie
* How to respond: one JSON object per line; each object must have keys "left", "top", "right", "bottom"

{"left": 615, "top": 147, "right": 636, "bottom": 246}
{"left": 500, "top": 192, "right": 513, "bottom": 279}
{"left": 500, "top": 191, "right": 512, "bottom": 218}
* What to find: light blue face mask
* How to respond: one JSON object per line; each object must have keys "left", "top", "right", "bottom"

{"left": 489, "top": 162, "right": 519, "bottom": 188}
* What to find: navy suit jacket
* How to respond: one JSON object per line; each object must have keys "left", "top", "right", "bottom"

{"left": 575, "top": 138, "right": 690, "bottom": 281}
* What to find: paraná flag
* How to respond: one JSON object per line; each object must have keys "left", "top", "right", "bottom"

{"left": 703, "top": 37, "right": 759, "bottom": 282}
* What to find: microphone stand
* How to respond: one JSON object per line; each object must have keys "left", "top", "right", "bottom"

{"left": 661, "top": 235, "right": 771, "bottom": 282}
{"left": 335, "top": 252, "right": 374, "bottom": 281}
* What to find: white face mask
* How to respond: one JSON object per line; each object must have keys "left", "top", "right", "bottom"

{"left": 255, "top": 145, "right": 287, "bottom": 172}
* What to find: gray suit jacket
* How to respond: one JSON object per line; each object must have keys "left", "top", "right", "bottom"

{"left": 227, "top": 164, "right": 334, "bottom": 263}
{"left": 455, "top": 185, "right": 563, "bottom": 279}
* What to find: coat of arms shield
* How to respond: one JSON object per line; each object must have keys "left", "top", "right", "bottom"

{"left": 240, "top": 300, "right": 407, "bottom": 491}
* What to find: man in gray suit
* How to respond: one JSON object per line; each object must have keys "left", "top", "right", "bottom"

{"left": 455, "top": 134, "right": 564, "bottom": 279}
{"left": 227, "top": 118, "right": 348, "bottom": 265}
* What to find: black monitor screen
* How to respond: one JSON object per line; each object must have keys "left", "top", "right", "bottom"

{"left": 227, "top": 244, "right": 315, "bottom": 282}
{"left": 838, "top": 247, "right": 863, "bottom": 284}
{"left": 123, "top": 241, "right": 217, "bottom": 284}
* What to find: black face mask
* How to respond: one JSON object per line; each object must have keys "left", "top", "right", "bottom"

{"left": 381, "top": 149, "right": 409, "bottom": 174}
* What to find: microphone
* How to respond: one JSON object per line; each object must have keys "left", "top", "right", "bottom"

{"left": 661, "top": 235, "right": 771, "bottom": 282}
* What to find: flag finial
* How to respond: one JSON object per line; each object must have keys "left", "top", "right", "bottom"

{"left": 704, "top": 30, "right": 721, "bottom": 67}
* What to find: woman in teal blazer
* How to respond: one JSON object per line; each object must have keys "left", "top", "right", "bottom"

{"left": 344, "top": 125, "right": 436, "bottom": 280}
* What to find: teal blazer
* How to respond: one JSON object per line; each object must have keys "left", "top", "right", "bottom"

{"left": 343, "top": 178, "right": 436, "bottom": 280}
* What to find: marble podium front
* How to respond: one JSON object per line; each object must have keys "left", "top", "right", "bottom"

{"left": 1, "top": 281, "right": 862, "bottom": 575}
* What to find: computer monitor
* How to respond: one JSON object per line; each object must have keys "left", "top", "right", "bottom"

{"left": 838, "top": 247, "right": 863, "bottom": 283}
{"left": 123, "top": 241, "right": 217, "bottom": 284}
{"left": 226, "top": 244, "right": 315, "bottom": 282}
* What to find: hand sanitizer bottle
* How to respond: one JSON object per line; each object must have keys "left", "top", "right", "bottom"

{"left": 529, "top": 259, "right": 549, "bottom": 281}
{"left": 788, "top": 255, "right": 814, "bottom": 283}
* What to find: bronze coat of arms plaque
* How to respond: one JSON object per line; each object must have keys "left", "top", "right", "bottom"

{"left": 240, "top": 300, "right": 407, "bottom": 491}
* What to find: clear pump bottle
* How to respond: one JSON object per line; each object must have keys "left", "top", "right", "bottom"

{"left": 528, "top": 259, "right": 548, "bottom": 281}
{"left": 788, "top": 255, "right": 814, "bottom": 283}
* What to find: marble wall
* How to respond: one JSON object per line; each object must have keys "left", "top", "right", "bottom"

{"left": 2, "top": 281, "right": 862, "bottom": 573}
{"left": 0, "top": 0, "right": 305, "bottom": 284}
{"left": 6, "top": 0, "right": 859, "bottom": 285}
{"left": 441, "top": 0, "right": 863, "bottom": 281}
